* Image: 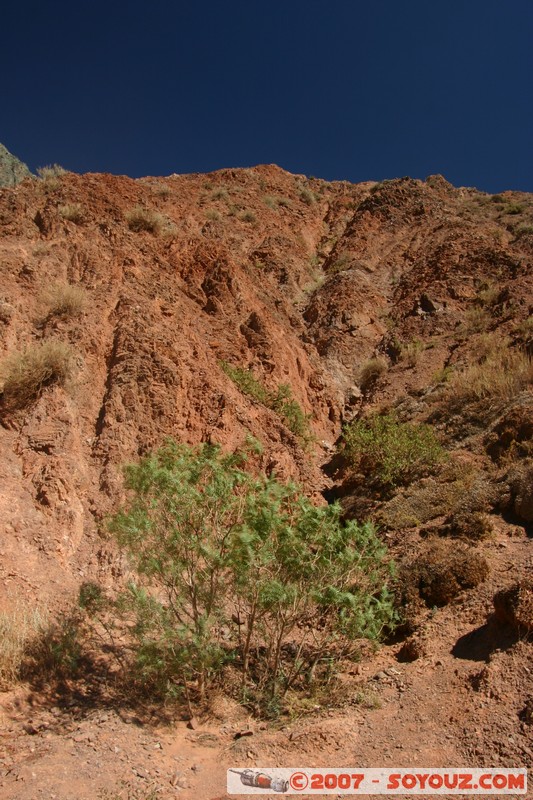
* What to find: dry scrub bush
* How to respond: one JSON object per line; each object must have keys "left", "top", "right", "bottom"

{"left": 58, "top": 203, "right": 85, "bottom": 224}
{"left": 401, "top": 540, "right": 489, "bottom": 609}
{"left": 125, "top": 206, "right": 166, "bottom": 234}
{"left": 0, "top": 340, "right": 74, "bottom": 411}
{"left": 359, "top": 357, "right": 387, "bottom": 391}
{"left": 37, "top": 164, "right": 66, "bottom": 192}
{"left": 42, "top": 282, "right": 87, "bottom": 319}
{"left": 0, "top": 604, "right": 49, "bottom": 689}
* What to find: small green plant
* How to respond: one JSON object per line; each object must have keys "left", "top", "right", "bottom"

{"left": 270, "top": 383, "right": 313, "bottom": 444}
{"left": 58, "top": 203, "right": 85, "bottom": 224}
{"left": 150, "top": 182, "right": 171, "bottom": 198}
{"left": 106, "top": 441, "right": 397, "bottom": 707}
{"left": 0, "top": 340, "right": 74, "bottom": 411}
{"left": 462, "top": 305, "right": 491, "bottom": 334}
{"left": 514, "top": 224, "right": 533, "bottom": 237}
{"left": 41, "top": 282, "right": 87, "bottom": 319}
{"left": 343, "top": 412, "right": 445, "bottom": 488}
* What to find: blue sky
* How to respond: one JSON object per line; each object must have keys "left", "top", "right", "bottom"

{"left": 2, "top": 1, "right": 532, "bottom": 192}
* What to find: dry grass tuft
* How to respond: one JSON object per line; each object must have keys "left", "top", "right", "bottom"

{"left": 58, "top": 203, "right": 86, "bottom": 224}
{"left": 125, "top": 206, "right": 165, "bottom": 234}
{"left": 359, "top": 357, "right": 388, "bottom": 391}
{"left": 42, "top": 282, "right": 87, "bottom": 319}
{"left": 446, "top": 344, "right": 532, "bottom": 404}
{"left": 0, "top": 604, "right": 49, "bottom": 689}
{"left": 0, "top": 340, "right": 74, "bottom": 411}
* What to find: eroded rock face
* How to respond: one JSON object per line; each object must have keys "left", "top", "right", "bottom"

{"left": 0, "top": 162, "right": 532, "bottom": 608}
{"left": 0, "top": 142, "right": 33, "bottom": 187}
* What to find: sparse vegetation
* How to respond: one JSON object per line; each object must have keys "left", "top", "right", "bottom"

{"left": 211, "top": 187, "right": 229, "bottom": 201}
{"left": 102, "top": 441, "right": 396, "bottom": 709}
{"left": 445, "top": 342, "right": 532, "bottom": 404}
{"left": 205, "top": 208, "right": 221, "bottom": 221}
{"left": 239, "top": 210, "right": 257, "bottom": 223}
{"left": 125, "top": 206, "right": 166, "bottom": 234}
{"left": 221, "top": 362, "right": 313, "bottom": 445}
{"left": 400, "top": 339, "right": 424, "bottom": 367}
{"left": 263, "top": 195, "right": 292, "bottom": 210}
{"left": 402, "top": 540, "right": 489, "bottom": 608}
{"left": 504, "top": 203, "right": 524, "bottom": 215}
{"left": 0, "top": 603, "right": 49, "bottom": 689}
{"left": 328, "top": 251, "right": 352, "bottom": 274}
{"left": 343, "top": 412, "right": 445, "bottom": 489}
{"left": 358, "top": 357, "right": 387, "bottom": 391}
{"left": 299, "top": 187, "right": 316, "bottom": 205}
{"left": 41, "top": 282, "right": 87, "bottom": 319}
{"left": 37, "top": 164, "right": 66, "bottom": 191}
{"left": 0, "top": 340, "right": 74, "bottom": 411}
{"left": 58, "top": 203, "right": 86, "bottom": 224}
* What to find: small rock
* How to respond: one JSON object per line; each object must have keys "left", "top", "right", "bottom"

{"left": 22, "top": 724, "right": 38, "bottom": 736}
{"left": 187, "top": 717, "right": 200, "bottom": 730}
{"left": 233, "top": 729, "right": 254, "bottom": 740}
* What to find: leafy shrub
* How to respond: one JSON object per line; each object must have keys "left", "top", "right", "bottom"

{"left": 106, "top": 441, "right": 396, "bottom": 707}
{"left": 42, "top": 282, "right": 87, "bottom": 319}
{"left": 0, "top": 340, "right": 74, "bottom": 411}
{"left": 358, "top": 357, "right": 388, "bottom": 392}
{"left": 343, "top": 412, "right": 445, "bottom": 488}
{"left": 58, "top": 203, "right": 85, "bottom": 224}
{"left": 125, "top": 206, "right": 166, "bottom": 234}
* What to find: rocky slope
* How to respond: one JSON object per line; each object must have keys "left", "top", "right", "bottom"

{"left": 0, "top": 158, "right": 532, "bottom": 798}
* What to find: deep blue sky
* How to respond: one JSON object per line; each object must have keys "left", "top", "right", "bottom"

{"left": 2, "top": 1, "right": 532, "bottom": 192}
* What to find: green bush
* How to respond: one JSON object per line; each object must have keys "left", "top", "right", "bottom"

{"left": 106, "top": 441, "right": 396, "bottom": 707}
{"left": 343, "top": 412, "right": 444, "bottom": 488}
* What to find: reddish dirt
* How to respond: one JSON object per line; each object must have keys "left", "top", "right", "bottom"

{"left": 0, "top": 165, "right": 532, "bottom": 798}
